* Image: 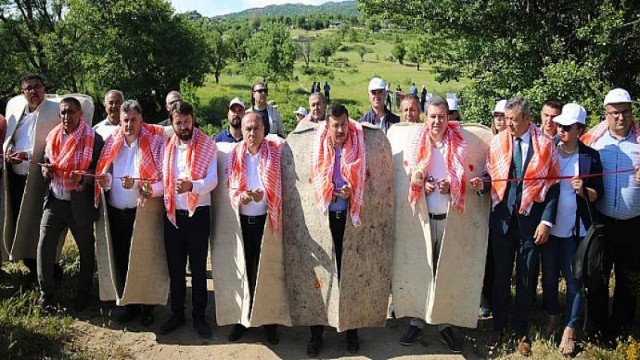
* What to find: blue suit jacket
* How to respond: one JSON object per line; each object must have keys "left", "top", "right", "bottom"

{"left": 485, "top": 138, "right": 560, "bottom": 239}
{"left": 574, "top": 141, "right": 604, "bottom": 229}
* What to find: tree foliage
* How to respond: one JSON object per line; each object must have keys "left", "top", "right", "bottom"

{"left": 295, "top": 35, "right": 314, "bottom": 68}
{"left": 206, "top": 28, "right": 230, "bottom": 83}
{"left": 391, "top": 41, "right": 406, "bottom": 64}
{"left": 407, "top": 37, "right": 427, "bottom": 71}
{"left": 358, "top": 0, "right": 640, "bottom": 125}
{"left": 314, "top": 36, "right": 340, "bottom": 65}
{"left": 244, "top": 23, "right": 296, "bottom": 83}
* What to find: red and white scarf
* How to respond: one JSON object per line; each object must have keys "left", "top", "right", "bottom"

{"left": 226, "top": 138, "right": 284, "bottom": 232}
{"left": 403, "top": 122, "right": 468, "bottom": 213}
{"left": 310, "top": 119, "right": 366, "bottom": 226}
{"left": 163, "top": 127, "right": 217, "bottom": 227}
{"left": 581, "top": 120, "right": 640, "bottom": 146}
{"left": 487, "top": 124, "right": 559, "bottom": 215}
{"left": 45, "top": 120, "right": 95, "bottom": 193}
{"left": 94, "top": 123, "right": 164, "bottom": 207}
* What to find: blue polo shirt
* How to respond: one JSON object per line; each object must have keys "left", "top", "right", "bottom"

{"left": 214, "top": 129, "right": 243, "bottom": 143}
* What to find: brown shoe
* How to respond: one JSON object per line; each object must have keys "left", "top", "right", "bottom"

{"left": 517, "top": 336, "right": 532, "bottom": 356}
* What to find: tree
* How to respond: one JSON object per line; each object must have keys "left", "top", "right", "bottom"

{"left": 407, "top": 37, "right": 427, "bottom": 71}
{"left": 314, "top": 36, "right": 340, "bottom": 66}
{"left": 366, "top": 16, "right": 382, "bottom": 33}
{"left": 391, "top": 41, "right": 406, "bottom": 64}
{"left": 358, "top": 0, "right": 640, "bottom": 126}
{"left": 355, "top": 44, "right": 370, "bottom": 62}
{"left": 244, "top": 23, "right": 296, "bottom": 83}
{"left": 207, "top": 29, "right": 229, "bottom": 83}
{"left": 337, "top": 23, "right": 349, "bottom": 39}
{"left": 295, "top": 35, "right": 314, "bottom": 69}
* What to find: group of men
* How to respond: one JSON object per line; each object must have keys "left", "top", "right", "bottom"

{"left": 1, "top": 73, "right": 639, "bottom": 358}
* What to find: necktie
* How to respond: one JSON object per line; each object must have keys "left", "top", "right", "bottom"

{"left": 514, "top": 137, "right": 523, "bottom": 179}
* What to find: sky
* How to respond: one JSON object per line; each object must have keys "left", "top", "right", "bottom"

{"left": 168, "top": 0, "right": 351, "bottom": 17}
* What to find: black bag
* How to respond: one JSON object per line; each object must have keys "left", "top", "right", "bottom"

{"left": 572, "top": 189, "right": 606, "bottom": 293}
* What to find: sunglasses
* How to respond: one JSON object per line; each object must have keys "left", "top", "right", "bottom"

{"left": 253, "top": 88, "right": 267, "bottom": 94}
{"left": 558, "top": 124, "right": 574, "bottom": 132}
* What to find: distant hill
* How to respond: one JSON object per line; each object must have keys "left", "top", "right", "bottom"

{"left": 214, "top": 1, "right": 358, "bottom": 19}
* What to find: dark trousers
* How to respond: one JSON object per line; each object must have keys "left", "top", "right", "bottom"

{"left": 310, "top": 210, "right": 357, "bottom": 339}
{"left": 480, "top": 231, "right": 495, "bottom": 309}
{"left": 239, "top": 213, "right": 267, "bottom": 308}
{"left": 163, "top": 206, "right": 210, "bottom": 320}
{"left": 7, "top": 170, "right": 37, "bottom": 272}
{"left": 588, "top": 214, "right": 640, "bottom": 333}
{"left": 492, "top": 217, "right": 538, "bottom": 335}
{"left": 107, "top": 204, "right": 136, "bottom": 292}
{"left": 38, "top": 197, "right": 95, "bottom": 299}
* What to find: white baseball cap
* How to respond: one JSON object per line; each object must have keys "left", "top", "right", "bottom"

{"left": 294, "top": 107, "right": 308, "bottom": 116}
{"left": 553, "top": 103, "right": 586, "bottom": 126}
{"left": 493, "top": 100, "right": 507, "bottom": 114}
{"left": 604, "top": 88, "right": 632, "bottom": 106}
{"left": 228, "top": 97, "right": 245, "bottom": 110}
{"left": 447, "top": 98, "right": 459, "bottom": 111}
{"left": 368, "top": 77, "right": 386, "bottom": 92}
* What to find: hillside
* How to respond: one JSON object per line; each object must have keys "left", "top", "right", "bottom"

{"left": 214, "top": 1, "right": 358, "bottom": 19}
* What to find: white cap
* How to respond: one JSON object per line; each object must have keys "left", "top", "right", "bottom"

{"left": 493, "top": 100, "right": 507, "bottom": 114}
{"left": 604, "top": 88, "right": 632, "bottom": 106}
{"left": 447, "top": 98, "right": 459, "bottom": 111}
{"left": 553, "top": 103, "right": 586, "bottom": 126}
{"left": 228, "top": 97, "right": 245, "bottom": 110}
{"left": 368, "top": 77, "right": 386, "bottom": 92}
{"left": 294, "top": 107, "right": 308, "bottom": 116}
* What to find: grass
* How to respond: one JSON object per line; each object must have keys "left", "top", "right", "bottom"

{"left": 194, "top": 28, "right": 470, "bottom": 135}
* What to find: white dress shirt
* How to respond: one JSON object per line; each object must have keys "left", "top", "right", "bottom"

{"left": 512, "top": 130, "right": 531, "bottom": 172}
{"left": 93, "top": 118, "right": 119, "bottom": 141}
{"left": 12, "top": 105, "right": 39, "bottom": 175}
{"left": 239, "top": 151, "right": 268, "bottom": 216}
{"left": 425, "top": 142, "right": 450, "bottom": 215}
{"left": 173, "top": 142, "right": 218, "bottom": 210}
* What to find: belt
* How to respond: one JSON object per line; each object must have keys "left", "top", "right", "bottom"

{"left": 428, "top": 213, "right": 447, "bottom": 220}
{"left": 329, "top": 210, "right": 346, "bottom": 219}
{"left": 108, "top": 205, "right": 137, "bottom": 215}
{"left": 176, "top": 206, "right": 208, "bottom": 216}
{"left": 240, "top": 214, "right": 267, "bottom": 225}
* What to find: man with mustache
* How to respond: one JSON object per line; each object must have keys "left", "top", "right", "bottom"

{"left": 93, "top": 90, "right": 124, "bottom": 140}
{"left": 214, "top": 98, "right": 244, "bottom": 143}
{"left": 159, "top": 100, "right": 218, "bottom": 338}
{"left": 38, "top": 97, "right": 104, "bottom": 311}
{"left": 359, "top": 77, "right": 400, "bottom": 134}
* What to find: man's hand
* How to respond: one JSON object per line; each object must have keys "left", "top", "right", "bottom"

{"left": 534, "top": 222, "right": 551, "bottom": 245}
{"left": 437, "top": 179, "right": 450, "bottom": 194}
{"left": 175, "top": 178, "right": 193, "bottom": 194}
{"left": 240, "top": 191, "right": 253, "bottom": 205}
{"left": 470, "top": 177, "right": 483, "bottom": 190}
{"left": 248, "top": 188, "right": 264, "bottom": 202}
{"left": 140, "top": 180, "right": 152, "bottom": 199}
{"left": 120, "top": 175, "right": 134, "bottom": 189}
{"left": 333, "top": 183, "right": 352, "bottom": 199}
{"left": 41, "top": 163, "right": 54, "bottom": 180}
{"left": 96, "top": 173, "right": 110, "bottom": 188}
{"left": 6, "top": 149, "right": 27, "bottom": 164}
{"left": 424, "top": 181, "right": 436, "bottom": 195}
{"left": 635, "top": 165, "right": 640, "bottom": 183}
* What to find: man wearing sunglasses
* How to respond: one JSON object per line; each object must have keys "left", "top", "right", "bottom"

{"left": 2, "top": 74, "right": 61, "bottom": 281}
{"left": 581, "top": 88, "right": 640, "bottom": 343}
{"left": 359, "top": 77, "right": 400, "bottom": 134}
{"left": 246, "top": 82, "right": 284, "bottom": 138}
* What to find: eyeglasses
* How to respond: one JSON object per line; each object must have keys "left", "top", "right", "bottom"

{"left": 605, "top": 109, "right": 632, "bottom": 118}
{"left": 22, "top": 84, "right": 43, "bottom": 92}
{"left": 253, "top": 88, "right": 267, "bottom": 94}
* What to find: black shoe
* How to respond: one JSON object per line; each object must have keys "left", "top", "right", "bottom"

{"left": 228, "top": 324, "right": 247, "bottom": 341}
{"left": 74, "top": 291, "right": 91, "bottom": 312}
{"left": 53, "top": 264, "right": 63, "bottom": 285}
{"left": 193, "top": 318, "right": 212, "bottom": 339}
{"left": 117, "top": 306, "right": 141, "bottom": 323}
{"left": 265, "top": 325, "right": 279, "bottom": 345}
{"left": 140, "top": 307, "right": 154, "bottom": 327}
{"left": 159, "top": 312, "right": 185, "bottom": 335}
{"left": 36, "top": 294, "right": 55, "bottom": 312}
{"left": 307, "top": 335, "right": 323, "bottom": 357}
{"left": 347, "top": 330, "right": 359, "bottom": 354}
{"left": 440, "top": 327, "right": 462, "bottom": 354}
{"left": 400, "top": 325, "right": 423, "bottom": 346}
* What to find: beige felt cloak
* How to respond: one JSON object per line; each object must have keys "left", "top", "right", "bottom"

{"left": 388, "top": 122, "right": 493, "bottom": 329}
{"left": 1, "top": 94, "right": 94, "bottom": 261}
{"left": 281, "top": 121, "right": 394, "bottom": 332}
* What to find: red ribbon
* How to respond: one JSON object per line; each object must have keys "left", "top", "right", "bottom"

{"left": 482, "top": 168, "right": 637, "bottom": 183}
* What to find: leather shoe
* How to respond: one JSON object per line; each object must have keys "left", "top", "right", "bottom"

{"left": 140, "top": 307, "right": 154, "bottom": 327}
{"left": 159, "top": 312, "right": 185, "bottom": 335}
{"left": 228, "top": 324, "right": 247, "bottom": 341}
{"left": 265, "top": 324, "right": 279, "bottom": 345}
{"left": 74, "top": 291, "right": 90, "bottom": 312}
{"left": 117, "top": 306, "right": 141, "bottom": 323}
{"left": 517, "top": 336, "right": 532, "bottom": 357}
{"left": 400, "top": 325, "right": 423, "bottom": 346}
{"left": 307, "top": 335, "right": 323, "bottom": 357}
{"left": 346, "top": 330, "right": 359, "bottom": 354}
{"left": 440, "top": 327, "right": 462, "bottom": 354}
{"left": 193, "top": 318, "right": 212, "bottom": 339}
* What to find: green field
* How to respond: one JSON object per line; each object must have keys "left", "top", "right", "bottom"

{"left": 195, "top": 28, "right": 470, "bottom": 135}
